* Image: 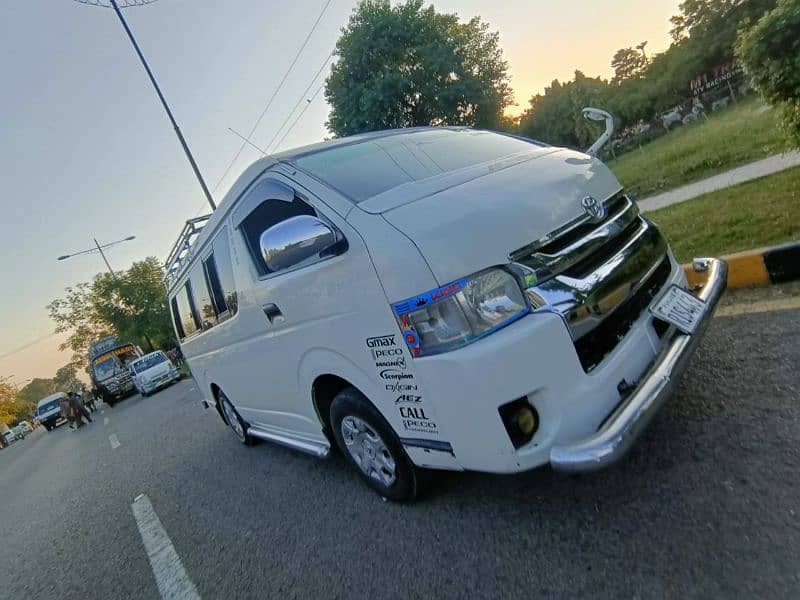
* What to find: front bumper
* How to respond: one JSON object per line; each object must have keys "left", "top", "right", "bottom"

{"left": 549, "top": 257, "right": 727, "bottom": 472}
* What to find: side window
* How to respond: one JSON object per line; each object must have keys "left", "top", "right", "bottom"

{"left": 239, "top": 197, "right": 316, "bottom": 275}
{"left": 190, "top": 264, "right": 216, "bottom": 331}
{"left": 170, "top": 296, "right": 185, "bottom": 340}
{"left": 174, "top": 282, "right": 199, "bottom": 339}
{"left": 208, "top": 229, "right": 238, "bottom": 319}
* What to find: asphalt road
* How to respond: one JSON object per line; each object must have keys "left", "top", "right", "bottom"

{"left": 2, "top": 308, "right": 799, "bottom": 599}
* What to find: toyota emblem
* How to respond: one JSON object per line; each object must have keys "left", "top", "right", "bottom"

{"left": 581, "top": 195, "right": 605, "bottom": 222}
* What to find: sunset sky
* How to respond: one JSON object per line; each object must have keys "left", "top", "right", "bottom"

{"left": 0, "top": 0, "right": 679, "bottom": 386}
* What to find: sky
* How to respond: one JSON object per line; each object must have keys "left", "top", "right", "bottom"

{"left": 0, "top": 0, "right": 679, "bottom": 385}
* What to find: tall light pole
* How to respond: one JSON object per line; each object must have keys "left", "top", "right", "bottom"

{"left": 636, "top": 41, "right": 648, "bottom": 61}
{"left": 57, "top": 235, "right": 136, "bottom": 275}
{"left": 74, "top": 0, "right": 216, "bottom": 211}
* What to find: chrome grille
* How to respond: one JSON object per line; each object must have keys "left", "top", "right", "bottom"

{"left": 512, "top": 193, "right": 671, "bottom": 371}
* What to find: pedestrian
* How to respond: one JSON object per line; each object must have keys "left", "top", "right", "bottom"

{"left": 83, "top": 391, "right": 97, "bottom": 413}
{"left": 69, "top": 391, "right": 92, "bottom": 427}
{"left": 59, "top": 394, "right": 75, "bottom": 429}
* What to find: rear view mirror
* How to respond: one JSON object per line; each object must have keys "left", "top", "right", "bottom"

{"left": 259, "top": 215, "right": 337, "bottom": 272}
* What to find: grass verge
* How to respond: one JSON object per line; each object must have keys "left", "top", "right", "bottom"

{"left": 607, "top": 99, "right": 791, "bottom": 198}
{"left": 648, "top": 166, "right": 800, "bottom": 263}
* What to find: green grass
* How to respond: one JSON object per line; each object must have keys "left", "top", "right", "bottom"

{"left": 607, "top": 99, "right": 791, "bottom": 198}
{"left": 648, "top": 166, "right": 800, "bottom": 263}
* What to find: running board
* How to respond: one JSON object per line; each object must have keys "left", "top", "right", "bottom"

{"left": 247, "top": 426, "right": 330, "bottom": 458}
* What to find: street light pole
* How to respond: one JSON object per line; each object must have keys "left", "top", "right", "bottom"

{"left": 58, "top": 235, "right": 136, "bottom": 275}
{"left": 94, "top": 237, "right": 116, "bottom": 275}
{"left": 75, "top": 0, "right": 216, "bottom": 211}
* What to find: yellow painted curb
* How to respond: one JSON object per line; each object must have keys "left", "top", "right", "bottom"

{"left": 683, "top": 247, "right": 771, "bottom": 289}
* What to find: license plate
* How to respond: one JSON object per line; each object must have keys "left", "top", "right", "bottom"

{"left": 650, "top": 285, "right": 707, "bottom": 334}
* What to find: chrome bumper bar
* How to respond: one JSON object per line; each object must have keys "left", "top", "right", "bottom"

{"left": 549, "top": 257, "right": 728, "bottom": 473}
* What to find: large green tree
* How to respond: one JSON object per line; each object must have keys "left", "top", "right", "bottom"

{"left": 518, "top": 72, "right": 611, "bottom": 149}
{"left": 736, "top": 0, "right": 800, "bottom": 142}
{"left": 325, "top": 0, "right": 514, "bottom": 136}
{"left": 48, "top": 257, "right": 175, "bottom": 370}
{"left": 611, "top": 47, "right": 649, "bottom": 83}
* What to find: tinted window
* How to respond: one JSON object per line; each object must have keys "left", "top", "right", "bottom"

{"left": 190, "top": 263, "right": 216, "bottom": 330}
{"left": 293, "top": 129, "right": 542, "bottom": 202}
{"left": 174, "top": 283, "right": 199, "bottom": 340}
{"left": 38, "top": 400, "right": 60, "bottom": 415}
{"left": 132, "top": 353, "right": 167, "bottom": 373}
{"left": 210, "top": 229, "right": 238, "bottom": 318}
{"left": 239, "top": 197, "right": 315, "bottom": 275}
{"left": 170, "top": 296, "right": 185, "bottom": 339}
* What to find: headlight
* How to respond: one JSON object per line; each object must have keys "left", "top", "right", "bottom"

{"left": 392, "top": 268, "right": 529, "bottom": 357}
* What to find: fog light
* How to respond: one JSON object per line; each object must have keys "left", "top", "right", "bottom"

{"left": 499, "top": 398, "right": 539, "bottom": 449}
{"left": 516, "top": 406, "right": 537, "bottom": 435}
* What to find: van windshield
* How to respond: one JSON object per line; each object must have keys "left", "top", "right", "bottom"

{"left": 292, "top": 129, "right": 543, "bottom": 203}
{"left": 131, "top": 353, "right": 167, "bottom": 373}
{"left": 38, "top": 400, "right": 60, "bottom": 415}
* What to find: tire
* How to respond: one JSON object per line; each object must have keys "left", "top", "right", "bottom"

{"left": 330, "top": 387, "right": 418, "bottom": 502}
{"left": 219, "top": 391, "right": 254, "bottom": 445}
{"left": 45, "top": 424, "right": 52, "bottom": 432}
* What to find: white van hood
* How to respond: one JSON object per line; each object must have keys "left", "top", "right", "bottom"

{"left": 378, "top": 149, "right": 622, "bottom": 284}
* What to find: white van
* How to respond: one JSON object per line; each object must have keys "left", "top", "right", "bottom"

{"left": 36, "top": 393, "right": 67, "bottom": 432}
{"left": 165, "top": 128, "right": 726, "bottom": 501}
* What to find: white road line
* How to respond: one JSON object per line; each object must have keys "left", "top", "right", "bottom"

{"left": 103, "top": 417, "right": 109, "bottom": 426}
{"left": 132, "top": 494, "right": 201, "bottom": 600}
{"left": 109, "top": 433, "right": 120, "bottom": 449}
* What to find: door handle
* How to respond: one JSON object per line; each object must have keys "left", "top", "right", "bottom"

{"left": 262, "top": 303, "right": 284, "bottom": 324}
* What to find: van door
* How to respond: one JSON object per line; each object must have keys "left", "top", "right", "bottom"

{"left": 223, "top": 173, "right": 394, "bottom": 439}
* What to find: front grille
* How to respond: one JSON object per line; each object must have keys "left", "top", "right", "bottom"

{"left": 573, "top": 257, "right": 671, "bottom": 371}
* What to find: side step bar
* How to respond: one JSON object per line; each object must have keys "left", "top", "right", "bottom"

{"left": 247, "top": 425, "right": 331, "bottom": 459}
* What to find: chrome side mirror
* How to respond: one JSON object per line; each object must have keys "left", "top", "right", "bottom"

{"left": 259, "top": 215, "right": 337, "bottom": 272}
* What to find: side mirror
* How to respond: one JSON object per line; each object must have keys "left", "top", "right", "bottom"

{"left": 259, "top": 215, "right": 338, "bottom": 272}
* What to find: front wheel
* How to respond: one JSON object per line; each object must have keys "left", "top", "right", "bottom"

{"left": 219, "top": 391, "right": 254, "bottom": 445}
{"left": 330, "top": 387, "right": 418, "bottom": 502}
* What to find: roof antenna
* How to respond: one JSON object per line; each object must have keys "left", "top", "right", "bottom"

{"left": 227, "top": 127, "right": 268, "bottom": 156}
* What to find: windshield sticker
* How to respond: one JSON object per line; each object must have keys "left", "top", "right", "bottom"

{"left": 392, "top": 277, "right": 469, "bottom": 317}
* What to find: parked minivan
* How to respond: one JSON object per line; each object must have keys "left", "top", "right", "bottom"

{"left": 36, "top": 393, "right": 67, "bottom": 432}
{"left": 165, "top": 128, "right": 726, "bottom": 501}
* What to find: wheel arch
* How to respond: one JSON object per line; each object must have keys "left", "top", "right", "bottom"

{"left": 208, "top": 383, "right": 228, "bottom": 425}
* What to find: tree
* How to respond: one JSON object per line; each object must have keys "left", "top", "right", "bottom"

{"left": 670, "top": 0, "right": 777, "bottom": 63}
{"left": 736, "top": 0, "right": 800, "bottom": 142}
{"left": 0, "top": 377, "right": 31, "bottom": 426}
{"left": 325, "top": 0, "right": 514, "bottom": 136}
{"left": 518, "top": 72, "right": 611, "bottom": 149}
{"left": 47, "top": 281, "right": 111, "bottom": 368}
{"left": 92, "top": 258, "right": 175, "bottom": 352}
{"left": 611, "top": 47, "right": 648, "bottom": 83}
{"left": 53, "top": 364, "right": 81, "bottom": 394}
{"left": 48, "top": 257, "right": 176, "bottom": 370}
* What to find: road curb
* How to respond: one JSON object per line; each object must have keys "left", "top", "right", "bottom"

{"left": 683, "top": 241, "right": 800, "bottom": 289}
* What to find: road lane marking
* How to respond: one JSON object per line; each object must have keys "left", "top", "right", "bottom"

{"left": 104, "top": 417, "right": 109, "bottom": 426}
{"left": 132, "top": 494, "right": 201, "bottom": 600}
{"left": 109, "top": 433, "right": 120, "bottom": 449}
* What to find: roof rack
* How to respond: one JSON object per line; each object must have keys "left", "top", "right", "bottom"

{"left": 163, "top": 214, "right": 212, "bottom": 290}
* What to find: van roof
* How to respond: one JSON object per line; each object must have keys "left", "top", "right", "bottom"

{"left": 163, "top": 127, "right": 505, "bottom": 291}
{"left": 37, "top": 392, "right": 67, "bottom": 406}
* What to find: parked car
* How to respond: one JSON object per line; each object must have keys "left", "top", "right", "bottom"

{"left": 18, "top": 420, "right": 32, "bottom": 433}
{"left": 11, "top": 424, "right": 27, "bottom": 440}
{"left": 128, "top": 351, "right": 181, "bottom": 396}
{"left": 164, "top": 127, "right": 727, "bottom": 501}
{"left": 36, "top": 393, "right": 67, "bottom": 432}
{"left": 1, "top": 428, "right": 18, "bottom": 446}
